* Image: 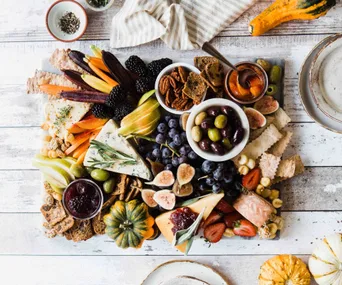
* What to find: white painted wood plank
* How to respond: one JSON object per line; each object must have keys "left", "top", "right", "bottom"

{"left": 1, "top": 123, "right": 341, "bottom": 170}
{"left": 0, "top": 212, "right": 340, "bottom": 255}
{"left": 0, "top": 0, "right": 340, "bottom": 42}
{"left": 2, "top": 167, "right": 342, "bottom": 213}
{"left": 0, "top": 255, "right": 317, "bottom": 285}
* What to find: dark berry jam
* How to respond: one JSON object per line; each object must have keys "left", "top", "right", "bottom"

{"left": 63, "top": 179, "right": 103, "bottom": 220}
{"left": 170, "top": 207, "right": 198, "bottom": 235}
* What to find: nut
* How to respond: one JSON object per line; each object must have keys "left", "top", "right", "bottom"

{"left": 272, "top": 198, "right": 283, "bottom": 208}
{"left": 256, "top": 184, "right": 264, "bottom": 195}
{"left": 261, "top": 188, "right": 271, "bottom": 198}
{"left": 267, "top": 223, "right": 278, "bottom": 235}
{"left": 246, "top": 158, "right": 256, "bottom": 169}
{"left": 260, "top": 177, "right": 271, "bottom": 187}
{"left": 170, "top": 70, "right": 181, "bottom": 82}
{"left": 159, "top": 75, "right": 171, "bottom": 95}
{"left": 238, "top": 165, "right": 249, "bottom": 175}
{"left": 238, "top": 154, "right": 248, "bottom": 165}
{"left": 223, "top": 228, "right": 235, "bottom": 237}
{"left": 269, "top": 189, "right": 280, "bottom": 200}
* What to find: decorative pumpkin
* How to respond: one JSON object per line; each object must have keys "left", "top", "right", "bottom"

{"left": 103, "top": 199, "right": 154, "bottom": 249}
{"left": 309, "top": 233, "right": 342, "bottom": 284}
{"left": 249, "top": 0, "right": 336, "bottom": 36}
{"left": 259, "top": 254, "right": 311, "bottom": 285}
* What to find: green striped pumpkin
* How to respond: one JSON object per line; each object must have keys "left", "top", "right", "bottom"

{"left": 103, "top": 199, "right": 155, "bottom": 249}
{"left": 309, "top": 233, "right": 342, "bottom": 284}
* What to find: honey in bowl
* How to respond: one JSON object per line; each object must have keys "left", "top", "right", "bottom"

{"left": 228, "top": 63, "right": 266, "bottom": 102}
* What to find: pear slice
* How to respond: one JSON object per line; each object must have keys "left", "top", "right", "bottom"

{"left": 35, "top": 154, "right": 75, "bottom": 180}
{"left": 33, "top": 160, "right": 71, "bottom": 187}
{"left": 138, "top": 90, "right": 155, "bottom": 106}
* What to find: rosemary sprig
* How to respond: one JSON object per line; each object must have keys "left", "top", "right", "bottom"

{"left": 127, "top": 134, "right": 180, "bottom": 157}
{"left": 87, "top": 140, "right": 137, "bottom": 168}
{"left": 172, "top": 207, "right": 206, "bottom": 255}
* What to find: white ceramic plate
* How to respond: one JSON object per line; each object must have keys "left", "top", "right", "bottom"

{"left": 310, "top": 34, "right": 342, "bottom": 122}
{"left": 299, "top": 34, "right": 342, "bottom": 133}
{"left": 141, "top": 260, "right": 229, "bottom": 285}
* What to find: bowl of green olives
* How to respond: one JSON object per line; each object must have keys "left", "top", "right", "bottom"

{"left": 186, "top": 98, "right": 249, "bottom": 162}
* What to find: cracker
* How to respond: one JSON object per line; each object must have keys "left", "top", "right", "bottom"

{"left": 200, "top": 70, "right": 219, "bottom": 92}
{"left": 276, "top": 159, "right": 296, "bottom": 178}
{"left": 205, "top": 62, "right": 224, "bottom": 87}
{"left": 92, "top": 212, "right": 106, "bottom": 235}
{"left": 273, "top": 108, "right": 291, "bottom": 130}
{"left": 40, "top": 201, "right": 67, "bottom": 226}
{"left": 233, "top": 124, "right": 283, "bottom": 164}
{"left": 182, "top": 72, "right": 207, "bottom": 104}
{"left": 113, "top": 174, "right": 128, "bottom": 196}
{"left": 268, "top": 130, "right": 293, "bottom": 157}
{"left": 249, "top": 117, "right": 275, "bottom": 142}
{"left": 194, "top": 56, "right": 219, "bottom": 71}
{"left": 53, "top": 216, "right": 74, "bottom": 235}
{"left": 272, "top": 155, "right": 304, "bottom": 184}
{"left": 49, "top": 49, "right": 85, "bottom": 73}
{"left": 64, "top": 220, "right": 94, "bottom": 242}
{"left": 259, "top": 153, "right": 281, "bottom": 180}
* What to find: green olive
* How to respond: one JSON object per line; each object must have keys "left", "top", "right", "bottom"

{"left": 222, "top": 138, "right": 232, "bottom": 150}
{"left": 103, "top": 177, "right": 116, "bottom": 194}
{"left": 266, "top": 84, "right": 278, "bottom": 96}
{"left": 208, "top": 128, "right": 221, "bottom": 142}
{"left": 214, "top": 114, "right": 228, "bottom": 129}
{"left": 195, "top": 112, "right": 208, "bottom": 126}
{"left": 256, "top": 59, "right": 272, "bottom": 73}
{"left": 91, "top": 169, "right": 110, "bottom": 182}
{"left": 269, "top": 65, "right": 282, "bottom": 84}
{"left": 70, "top": 164, "right": 87, "bottom": 178}
{"left": 191, "top": 125, "right": 203, "bottom": 142}
{"left": 86, "top": 167, "right": 95, "bottom": 175}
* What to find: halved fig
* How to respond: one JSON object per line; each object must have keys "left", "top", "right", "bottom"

{"left": 147, "top": 158, "right": 164, "bottom": 177}
{"left": 141, "top": 189, "right": 158, "bottom": 208}
{"left": 177, "top": 163, "right": 195, "bottom": 186}
{"left": 172, "top": 180, "right": 194, "bottom": 197}
{"left": 145, "top": 170, "right": 175, "bottom": 187}
{"left": 253, "top": 95, "right": 279, "bottom": 115}
{"left": 244, "top": 107, "right": 267, "bottom": 130}
{"left": 153, "top": 190, "right": 176, "bottom": 210}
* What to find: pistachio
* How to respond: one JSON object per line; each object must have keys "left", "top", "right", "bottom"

{"left": 256, "top": 184, "right": 264, "bottom": 195}
{"left": 272, "top": 198, "right": 283, "bottom": 208}
{"left": 238, "top": 165, "right": 249, "bottom": 175}
{"left": 269, "top": 189, "right": 280, "bottom": 200}
{"left": 261, "top": 188, "right": 271, "bottom": 198}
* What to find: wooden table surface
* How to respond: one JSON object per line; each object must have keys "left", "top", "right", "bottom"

{"left": 1, "top": 0, "right": 342, "bottom": 284}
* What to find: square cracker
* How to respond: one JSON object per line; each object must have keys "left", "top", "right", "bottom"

{"left": 183, "top": 72, "right": 207, "bottom": 104}
{"left": 200, "top": 70, "right": 219, "bottom": 92}
{"left": 205, "top": 62, "right": 224, "bottom": 87}
{"left": 194, "top": 56, "right": 219, "bottom": 71}
{"left": 268, "top": 130, "right": 293, "bottom": 157}
{"left": 259, "top": 153, "right": 281, "bottom": 180}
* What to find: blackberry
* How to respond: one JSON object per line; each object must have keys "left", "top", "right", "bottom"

{"left": 92, "top": 104, "right": 115, "bottom": 119}
{"left": 147, "top": 58, "right": 172, "bottom": 78}
{"left": 125, "top": 55, "right": 148, "bottom": 77}
{"left": 135, "top": 77, "right": 154, "bottom": 93}
{"left": 112, "top": 102, "right": 134, "bottom": 121}
{"left": 105, "top": 85, "right": 126, "bottom": 108}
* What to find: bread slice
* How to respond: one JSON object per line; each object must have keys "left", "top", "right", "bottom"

{"left": 194, "top": 56, "right": 219, "bottom": 71}
{"left": 182, "top": 72, "right": 207, "bottom": 104}
{"left": 205, "top": 62, "right": 224, "bottom": 87}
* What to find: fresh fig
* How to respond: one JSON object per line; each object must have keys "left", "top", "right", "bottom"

{"left": 147, "top": 158, "right": 164, "bottom": 177}
{"left": 141, "top": 189, "right": 158, "bottom": 208}
{"left": 244, "top": 107, "right": 267, "bottom": 130}
{"left": 172, "top": 180, "right": 194, "bottom": 197}
{"left": 253, "top": 95, "right": 279, "bottom": 115}
{"left": 145, "top": 170, "right": 175, "bottom": 187}
{"left": 177, "top": 163, "right": 195, "bottom": 186}
{"left": 153, "top": 190, "right": 176, "bottom": 210}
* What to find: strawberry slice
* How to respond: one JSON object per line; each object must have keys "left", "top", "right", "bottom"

{"left": 204, "top": 223, "right": 226, "bottom": 243}
{"left": 233, "top": 219, "right": 257, "bottom": 237}
{"left": 224, "top": 212, "right": 243, "bottom": 228}
{"left": 215, "top": 199, "right": 235, "bottom": 214}
{"left": 242, "top": 168, "right": 261, "bottom": 191}
{"left": 202, "top": 211, "right": 223, "bottom": 228}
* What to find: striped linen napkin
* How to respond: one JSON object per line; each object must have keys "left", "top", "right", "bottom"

{"left": 110, "top": 0, "right": 256, "bottom": 50}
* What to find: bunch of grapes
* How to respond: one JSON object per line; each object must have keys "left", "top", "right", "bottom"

{"left": 139, "top": 115, "right": 199, "bottom": 171}
{"left": 196, "top": 160, "right": 242, "bottom": 203}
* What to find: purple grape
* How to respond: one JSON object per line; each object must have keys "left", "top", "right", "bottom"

{"left": 213, "top": 168, "right": 224, "bottom": 181}
{"left": 179, "top": 146, "right": 189, "bottom": 155}
{"left": 168, "top": 118, "right": 178, "bottom": 128}
{"left": 179, "top": 156, "right": 188, "bottom": 164}
{"left": 165, "top": 164, "right": 173, "bottom": 170}
{"left": 163, "top": 158, "right": 172, "bottom": 165}
{"left": 201, "top": 160, "right": 216, "bottom": 174}
{"left": 188, "top": 151, "right": 197, "bottom": 160}
{"left": 152, "top": 148, "right": 161, "bottom": 158}
{"left": 157, "top": 122, "right": 167, "bottom": 133}
{"left": 138, "top": 145, "right": 146, "bottom": 153}
{"left": 199, "top": 182, "right": 207, "bottom": 192}
{"left": 206, "top": 177, "right": 215, "bottom": 186}
{"left": 164, "top": 115, "right": 172, "bottom": 122}
{"left": 161, "top": 147, "right": 172, "bottom": 158}
{"left": 172, "top": 157, "right": 179, "bottom": 167}
{"left": 173, "top": 134, "right": 182, "bottom": 146}
{"left": 146, "top": 152, "right": 154, "bottom": 160}
{"left": 156, "top": 133, "right": 166, "bottom": 144}
{"left": 180, "top": 132, "right": 187, "bottom": 143}
{"left": 212, "top": 182, "right": 221, "bottom": 193}
{"left": 168, "top": 141, "right": 177, "bottom": 149}
{"left": 168, "top": 128, "right": 178, "bottom": 139}
{"left": 152, "top": 143, "right": 160, "bottom": 149}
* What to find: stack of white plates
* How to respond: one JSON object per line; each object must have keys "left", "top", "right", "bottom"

{"left": 300, "top": 34, "right": 342, "bottom": 133}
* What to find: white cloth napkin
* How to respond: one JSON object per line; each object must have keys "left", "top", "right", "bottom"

{"left": 110, "top": 0, "right": 256, "bottom": 50}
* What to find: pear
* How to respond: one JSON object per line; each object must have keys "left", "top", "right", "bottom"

{"left": 33, "top": 160, "right": 71, "bottom": 187}
{"left": 34, "top": 154, "right": 75, "bottom": 180}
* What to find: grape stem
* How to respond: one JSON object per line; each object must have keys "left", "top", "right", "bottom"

{"left": 127, "top": 134, "right": 180, "bottom": 157}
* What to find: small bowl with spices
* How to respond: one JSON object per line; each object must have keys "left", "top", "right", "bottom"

{"left": 85, "top": 0, "right": 115, "bottom": 12}
{"left": 46, "top": 0, "right": 88, "bottom": 42}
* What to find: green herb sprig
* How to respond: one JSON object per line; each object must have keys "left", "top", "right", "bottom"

{"left": 88, "top": 140, "right": 137, "bottom": 168}
{"left": 54, "top": 106, "right": 72, "bottom": 127}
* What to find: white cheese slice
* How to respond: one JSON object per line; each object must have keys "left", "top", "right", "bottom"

{"left": 161, "top": 276, "right": 209, "bottom": 285}
{"left": 84, "top": 120, "right": 153, "bottom": 181}
{"left": 44, "top": 99, "right": 91, "bottom": 140}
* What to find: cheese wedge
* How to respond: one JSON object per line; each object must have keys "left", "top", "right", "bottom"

{"left": 84, "top": 120, "right": 153, "bottom": 181}
{"left": 155, "top": 193, "right": 224, "bottom": 253}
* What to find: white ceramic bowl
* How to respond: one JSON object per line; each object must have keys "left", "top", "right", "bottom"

{"left": 84, "top": 0, "right": 115, "bottom": 12}
{"left": 155, "top": 62, "right": 206, "bottom": 115}
{"left": 186, "top": 98, "right": 249, "bottom": 162}
{"left": 46, "top": 0, "right": 88, "bottom": 42}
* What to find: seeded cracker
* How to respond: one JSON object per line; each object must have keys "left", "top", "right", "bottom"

{"left": 268, "top": 130, "right": 293, "bottom": 157}
{"left": 182, "top": 72, "right": 207, "bottom": 104}
{"left": 40, "top": 200, "right": 67, "bottom": 226}
{"left": 205, "top": 62, "right": 224, "bottom": 87}
{"left": 200, "top": 70, "right": 219, "bottom": 92}
{"left": 259, "top": 153, "right": 281, "bottom": 179}
{"left": 233, "top": 124, "right": 283, "bottom": 164}
{"left": 194, "top": 56, "right": 219, "bottom": 71}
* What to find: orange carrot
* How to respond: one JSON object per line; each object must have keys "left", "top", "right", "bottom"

{"left": 87, "top": 60, "right": 118, "bottom": 87}
{"left": 65, "top": 131, "right": 93, "bottom": 155}
{"left": 87, "top": 56, "right": 110, "bottom": 72}
{"left": 76, "top": 151, "right": 87, "bottom": 165}
{"left": 76, "top": 117, "right": 108, "bottom": 130}
{"left": 39, "top": 84, "right": 77, "bottom": 96}
{"left": 68, "top": 123, "right": 86, "bottom": 134}
{"left": 72, "top": 141, "right": 90, "bottom": 158}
